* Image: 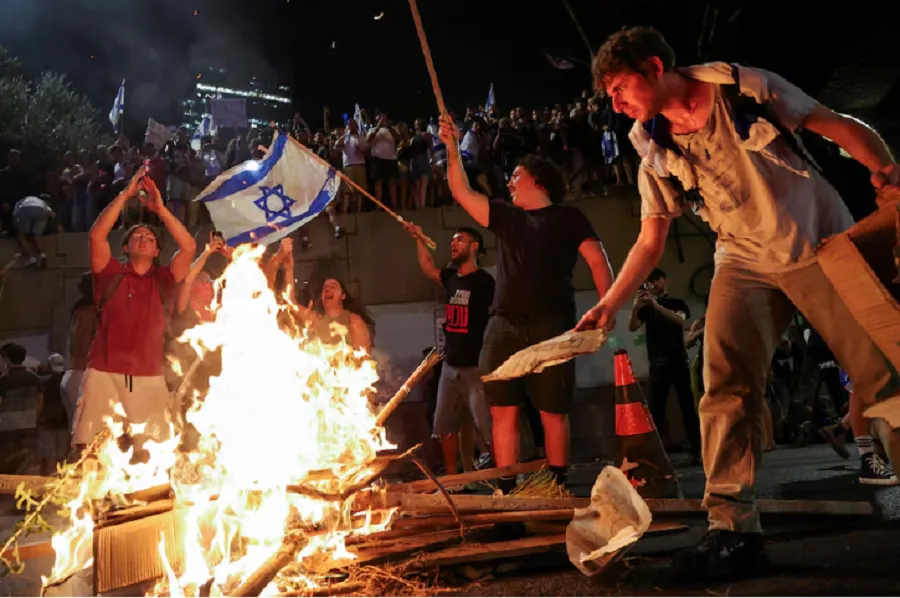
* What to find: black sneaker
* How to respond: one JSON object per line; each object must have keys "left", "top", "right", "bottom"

{"left": 672, "top": 530, "right": 768, "bottom": 580}
{"left": 859, "top": 453, "right": 899, "bottom": 485}
{"left": 821, "top": 424, "right": 850, "bottom": 460}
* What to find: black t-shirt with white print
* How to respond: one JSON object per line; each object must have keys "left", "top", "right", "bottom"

{"left": 440, "top": 267, "right": 495, "bottom": 368}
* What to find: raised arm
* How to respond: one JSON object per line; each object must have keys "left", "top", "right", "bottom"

{"left": 138, "top": 177, "right": 196, "bottom": 282}
{"left": 176, "top": 233, "right": 225, "bottom": 313}
{"left": 89, "top": 166, "right": 146, "bottom": 273}
{"left": 403, "top": 222, "right": 441, "bottom": 284}
{"left": 438, "top": 116, "right": 490, "bottom": 227}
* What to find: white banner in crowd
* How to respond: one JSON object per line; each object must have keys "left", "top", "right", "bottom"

{"left": 145, "top": 118, "right": 174, "bottom": 149}
{"left": 210, "top": 98, "right": 248, "bottom": 129}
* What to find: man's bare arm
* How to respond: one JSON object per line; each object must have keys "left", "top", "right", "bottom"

{"left": 803, "top": 105, "right": 897, "bottom": 194}
{"left": 578, "top": 238, "right": 614, "bottom": 300}
{"left": 90, "top": 168, "right": 145, "bottom": 273}
{"left": 439, "top": 117, "right": 490, "bottom": 227}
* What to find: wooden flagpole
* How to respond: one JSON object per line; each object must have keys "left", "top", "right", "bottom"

{"left": 407, "top": 0, "right": 449, "bottom": 117}
{"left": 285, "top": 134, "right": 437, "bottom": 250}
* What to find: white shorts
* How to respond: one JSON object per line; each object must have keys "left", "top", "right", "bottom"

{"left": 71, "top": 369, "right": 172, "bottom": 447}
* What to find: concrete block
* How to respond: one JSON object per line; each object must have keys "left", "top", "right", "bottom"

{"left": 55, "top": 233, "right": 91, "bottom": 270}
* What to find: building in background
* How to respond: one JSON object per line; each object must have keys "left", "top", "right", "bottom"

{"left": 181, "top": 66, "right": 293, "bottom": 132}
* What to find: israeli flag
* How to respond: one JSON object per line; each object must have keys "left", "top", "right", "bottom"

{"left": 353, "top": 102, "right": 366, "bottom": 132}
{"left": 109, "top": 80, "right": 125, "bottom": 134}
{"left": 485, "top": 83, "right": 495, "bottom": 112}
{"left": 191, "top": 114, "right": 215, "bottom": 152}
{"left": 195, "top": 132, "right": 339, "bottom": 247}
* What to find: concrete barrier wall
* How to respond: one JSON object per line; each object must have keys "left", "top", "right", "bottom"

{"left": 0, "top": 191, "right": 712, "bottom": 460}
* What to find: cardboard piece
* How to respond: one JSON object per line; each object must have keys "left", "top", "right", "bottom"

{"left": 818, "top": 199, "right": 900, "bottom": 369}
{"left": 482, "top": 330, "right": 607, "bottom": 382}
{"left": 93, "top": 507, "right": 185, "bottom": 595}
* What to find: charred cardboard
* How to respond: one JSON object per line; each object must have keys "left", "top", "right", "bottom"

{"left": 93, "top": 507, "right": 185, "bottom": 595}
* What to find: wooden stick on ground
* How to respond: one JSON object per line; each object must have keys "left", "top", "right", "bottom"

{"left": 386, "top": 460, "right": 547, "bottom": 494}
{"left": 407, "top": 0, "right": 448, "bottom": 117}
{"left": 374, "top": 349, "right": 443, "bottom": 428}
{"left": 286, "top": 135, "right": 437, "bottom": 251}
{"left": 231, "top": 540, "right": 301, "bottom": 597}
{"left": 409, "top": 454, "right": 465, "bottom": 535}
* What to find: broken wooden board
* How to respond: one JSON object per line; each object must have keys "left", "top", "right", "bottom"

{"left": 405, "top": 534, "right": 567, "bottom": 569}
{"left": 1, "top": 539, "right": 54, "bottom": 562}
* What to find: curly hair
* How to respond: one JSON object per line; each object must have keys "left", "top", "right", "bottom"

{"left": 518, "top": 154, "right": 568, "bottom": 204}
{"left": 592, "top": 26, "right": 676, "bottom": 88}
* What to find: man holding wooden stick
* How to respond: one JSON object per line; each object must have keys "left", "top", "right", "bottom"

{"left": 436, "top": 117, "right": 614, "bottom": 494}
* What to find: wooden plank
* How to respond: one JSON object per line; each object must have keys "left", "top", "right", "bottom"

{"left": 409, "top": 534, "right": 567, "bottom": 569}
{"left": 395, "top": 493, "right": 590, "bottom": 513}
{"left": 391, "top": 508, "right": 576, "bottom": 530}
{"left": 349, "top": 525, "right": 492, "bottom": 566}
{"left": 0, "top": 475, "right": 54, "bottom": 496}
{"left": 386, "top": 460, "right": 547, "bottom": 494}
{"left": 645, "top": 498, "right": 874, "bottom": 517}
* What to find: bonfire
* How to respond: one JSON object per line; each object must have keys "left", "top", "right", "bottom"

{"left": 42, "top": 245, "right": 400, "bottom": 596}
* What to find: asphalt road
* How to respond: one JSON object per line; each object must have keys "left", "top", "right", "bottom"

{"left": 0, "top": 444, "right": 897, "bottom": 596}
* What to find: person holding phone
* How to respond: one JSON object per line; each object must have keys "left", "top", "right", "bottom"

{"left": 628, "top": 269, "right": 700, "bottom": 464}
{"left": 335, "top": 119, "right": 370, "bottom": 214}
{"left": 71, "top": 167, "right": 196, "bottom": 459}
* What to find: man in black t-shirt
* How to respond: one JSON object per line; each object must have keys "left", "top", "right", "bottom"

{"left": 629, "top": 269, "right": 700, "bottom": 463}
{"left": 436, "top": 117, "right": 614, "bottom": 492}
{"left": 406, "top": 222, "right": 495, "bottom": 477}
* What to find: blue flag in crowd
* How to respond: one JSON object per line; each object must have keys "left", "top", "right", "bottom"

{"left": 485, "top": 83, "right": 495, "bottom": 112}
{"left": 195, "top": 132, "right": 340, "bottom": 247}
{"left": 109, "top": 80, "right": 125, "bottom": 134}
{"left": 353, "top": 102, "right": 366, "bottom": 132}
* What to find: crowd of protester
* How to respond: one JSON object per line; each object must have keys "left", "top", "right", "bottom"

{"left": 0, "top": 89, "right": 637, "bottom": 268}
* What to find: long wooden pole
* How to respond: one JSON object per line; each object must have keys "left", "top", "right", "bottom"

{"left": 374, "top": 348, "right": 443, "bottom": 428}
{"left": 407, "top": 0, "right": 448, "bottom": 117}
{"left": 286, "top": 134, "right": 437, "bottom": 250}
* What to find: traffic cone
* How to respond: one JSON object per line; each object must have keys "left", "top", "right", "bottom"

{"left": 613, "top": 349, "right": 681, "bottom": 498}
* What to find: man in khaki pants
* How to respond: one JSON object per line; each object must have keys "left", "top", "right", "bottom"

{"left": 577, "top": 26, "right": 900, "bottom": 580}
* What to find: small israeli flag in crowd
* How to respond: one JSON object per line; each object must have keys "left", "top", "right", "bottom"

{"left": 485, "top": 83, "right": 495, "bottom": 112}
{"left": 109, "top": 80, "right": 125, "bottom": 134}
{"left": 195, "top": 132, "right": 339, "bottom": 247}
{"left": 191, "top": 115, "right": 215, "bottom": 151}
{"left": 353, "top": 102, "right": 366, "bottom": 132}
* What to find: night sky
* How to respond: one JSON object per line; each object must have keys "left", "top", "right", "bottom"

{"left": 0, "top": 0, "right": 896, "bottom": 137}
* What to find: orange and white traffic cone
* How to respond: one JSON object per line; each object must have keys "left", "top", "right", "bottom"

{"left": 613, "top": 349, "right": 681, "bottom": 499}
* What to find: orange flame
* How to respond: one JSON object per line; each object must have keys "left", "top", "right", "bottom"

{"left": 43, "top": 245, "right": 394, "bottom": 595}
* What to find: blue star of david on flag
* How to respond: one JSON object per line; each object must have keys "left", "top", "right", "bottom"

{"left": 194, "top": 132, "right": 340, "bottom": 247}
{"left": 254, "top": 184, "right": 296, "bottom": 222}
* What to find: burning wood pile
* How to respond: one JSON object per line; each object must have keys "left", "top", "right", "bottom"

{"left": 0, "top": 246, "right": 652, "bottom": 597}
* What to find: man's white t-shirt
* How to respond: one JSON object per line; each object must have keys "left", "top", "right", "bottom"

{"left": 342, "top": 133, "right": 368, "bottom": 167}
{"left": 633, "top": 63, "right": 854, "bottom": 272}
{"left": 369, "top": 127, "right": 398, "bottom": 160}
